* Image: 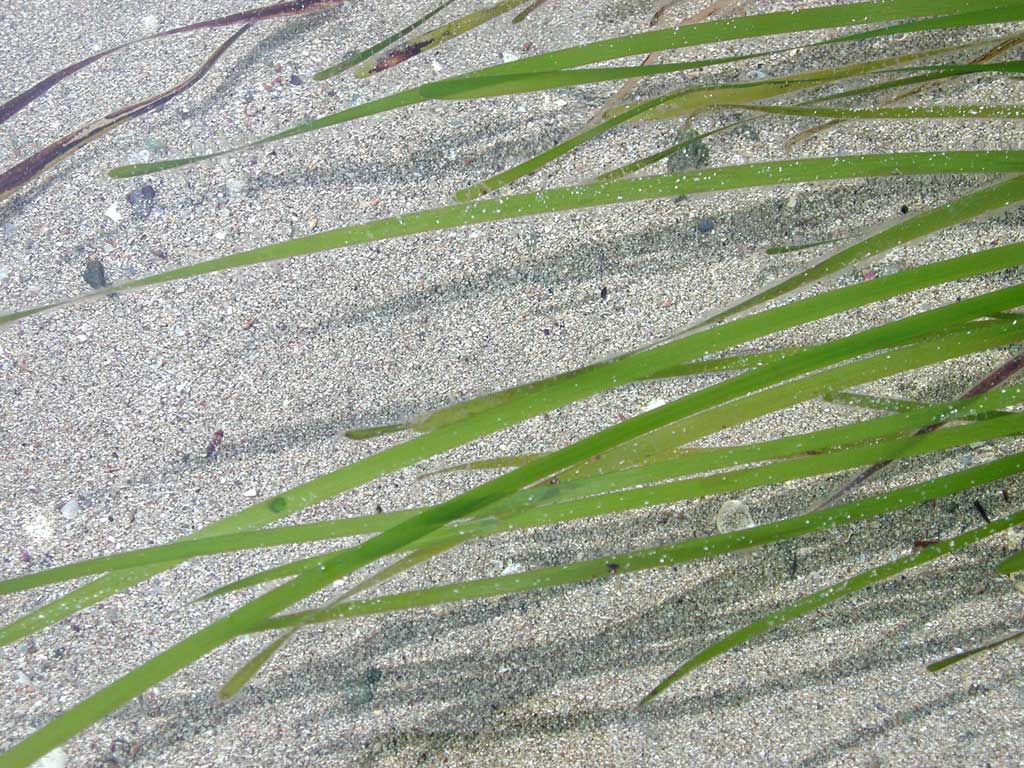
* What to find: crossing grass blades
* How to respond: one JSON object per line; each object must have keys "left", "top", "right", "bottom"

{"left": 5, "top": 0, "right": 1024, "bottom": 764}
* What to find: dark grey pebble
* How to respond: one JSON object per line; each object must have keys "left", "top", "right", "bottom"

{"left": 82, "top": 258, "right": 108, "bottom": 288}
{"left": 127, "top": 184, "right": 157, "bottom": 218}
{"left": 696, "top": 217, "right": 715, "bottom": 234}
{"left": 289, "top": 74, "right": 303, "bottom": 85}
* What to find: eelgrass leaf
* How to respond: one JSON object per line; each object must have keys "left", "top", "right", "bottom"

{"left": 811, "top": 349, "right": 1024, "bottom": 511}
{"left": 11, "top": 151, "right": 1024, "bottom": 327}
{"left": 927, "top": 628, "right": 1024, "bottom": 672}
{"left": 7, "top": 225, "right": 1020, "bottom": 649}
{"left": 6, "top": 237, "right": 1024, "bottom": 765}
{"left": 313, "top": 0, "right": 460, "bottom": 80}
{"left": 250, "top": 454, "right": 1024, "bottom": 633}
{"left": 105, "top": 0, "right": 1018, "bottom": 178}
{"left": 994, "top": 545, "right": 1024, "bottom": 574}
{"left": 643, "top": 509, "right": 1024, "bottom": 702}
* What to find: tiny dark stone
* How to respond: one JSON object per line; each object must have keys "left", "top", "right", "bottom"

{"left": 542, "top": 328, "right": 551, "bottom": 336}
{"left": 289, "top": 74, "right": 303, "bottom": 85}
{"left": 83, "top": 258, "right": 108, "bottom": 288}
{"left": 19, "top": 550, "right": 32, "bottom": 564}
{"left": 696, "top": 217, "right": 715, "bottom": 234}
{"left": 899, "top": 204, "right": 909, "bottom": 214}
{"left": 127, "top": 184, "right": 157, "bottom": 218}
{"left": 600, "top": 286, "right": 608, "bottom": 300}
{"left": 667, "top": 128, "right": 710, "bottom": 173}
{"left": 366, "top": 666, "right": 383, "bottom": 687}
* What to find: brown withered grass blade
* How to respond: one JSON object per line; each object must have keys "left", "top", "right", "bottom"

{"left": 0, "top": 0, "right": 342, "bottom": 128}
{"left": 0, "top": 25, "right": 250, "bottom": 204}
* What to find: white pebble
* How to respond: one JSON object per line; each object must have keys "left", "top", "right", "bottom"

{"left": 60, "top": 499, "right": 82, "bottom": 521}
{"left": 104, "top": 203, "right": 122, "bottom": 222}
{"left": 30, "top": 747, "right": 67, "bottom": 768}
{"left": 716, "top": 499, "right": 754, "bottom": 534}
{"left": 430, "top": 59, "right": 443, "bottom": 73}
{"left": 142, "top": 14, "right": 160, "bottom": 33}
{"left": 641, "top": 397, "right": 668, "bottom": 413}
{"left": 24, "top": 514, "right": 53, "bottom": 541}
{"left": 500, "top": 562, "right": 524, "bottom": 576}
{"left": 501, "top": 51, "right": 519, "bottom": 63}
{"left": 243, "top": 487, "right": 258, "bottom": 498}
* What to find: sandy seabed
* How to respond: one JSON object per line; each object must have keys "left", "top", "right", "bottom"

{"left": 2, "top": 1, "right": 1024, "bottom": 766}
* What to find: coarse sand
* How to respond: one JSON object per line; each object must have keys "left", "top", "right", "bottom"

{"left": 2, "top": 1, "right": 1024, "bottom": 766}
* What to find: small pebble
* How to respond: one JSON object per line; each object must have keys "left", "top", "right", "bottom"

{"left": 500, "top": 562, "right": 524, "bottom": 576}
{"left": 641, "top": 397, "right": 668, "bottom": 413}
{"left": 82, "top": 258, "right": 108, "bottom": 289}
{"left": 104, "top": 203, "right": 122, "bottom": 223}
{"left": 32, "top": 747, "right": 67, "bottom": 768}
{"left": 666, "top": 128, "right": 710, "bottom": 173}
{"left": 716, "top": 500, "right": 754, "bottom": 534}
{"left": 243, "top": 487, "right": 258, "bottom": 498}
{"left": 501, "top": 51, "right": 520, "bottom": 63}
{"left": 696, "top": 217, "right": 715, "bottom": 234}
{"left": 60, "top": 498, "right": 82, "bottom": 521}
{"left": 289, "top": 74, "right": 303, "bottom": 85}
{"left": 126, "top": 184, "right": 157, "bottom": 218}
{"left": 141, "top": 14, "right": 160, "bottom": 33}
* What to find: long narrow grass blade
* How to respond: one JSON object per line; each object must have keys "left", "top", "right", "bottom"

{"left": 105, "top": 0, "right": 1018, "bottom": 178}
{"left": 994, "top": 546, "right": 1024, "bottom": 574}
{"left": 927, "top": 628, "right": 1024, "bottom": 672}
{"left": 785, "top": 35, "right": 1024, "bottom": 149}
{"left": 575, "top": 0, "right": 746, "bottom": 135}
{"left": 9, "top": 152, "right": 1024, "bottom": 329}
{"left": 453, "top": 42, "right": 994, "bottom": 200}
{"left": 0, "top": 25, "right": 250, "bottom": 204}
{"left": 4, "top": 240, "right": 1019, "bottom": 645}
{"left": 203, "top": 309, "right": 1024, "bottom": 600}
{"left": 251, "top": 454, "right": 1024, "bottom": 633}
{"left": 643, "top": 509, "right": 1024, "bottom": 702}
{"left": 313, "top": 0, "right": 459, "bottom": 80}
{"left": 812, "top": 350, "right": 1024, "bottom": 511}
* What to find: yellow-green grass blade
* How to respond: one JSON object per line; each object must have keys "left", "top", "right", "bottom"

{"left": 688, "top": 172, "right": 1024, "bottom": 333}
{"left": 10, "top": 276, "right": 1024, "bottom": 768}
{"left": 249, "top": 452, "right": 1024, "bottom": 634}
{"left": 355, "top": 0, "right": 533, "bottom": 77}
{"left": 644, "top": 508, "right": 1024, "bottom": 702}
{"left": 823, "top": 390, "right": 1014, "bottom": 419}
{"left": 175, "top": 311, "right": 1024, "bottom": 601}
{"left": 23, "top": 150, "right": 1024, "bottom": 330}
{"left": 452, "top": 40, "right": 1002, "bottom": 200}
{"left": 16, "top": 378, "right": 1022, "bottom": 602}
{"left": 225, "top": 395, "right": 1024, "bottom": 604}
{"left": 548, "top": 315, "right": 1024, "bottom": 484}
{"left": 105, "top": 0, "right": 1017, "bottom": 179}
{"left": 1, "top": 236, "right": 1017, "bottom": 645}
{"left": 994, "top": 546, "right": 1024, "bottom": 574}
{"left": 598, "top": 53, "right": 1022, "bottom": 184}
{"left": 314, "top": 0, "right": 460, "bottom": 80}
{"left": 927, "top": 628, "right": 1024, "bottom": 672}
{"left": 725, "top": 103, "right": 1024, "bottom": 120}
{"left": 221, "top": 398, "right": 1024, "bottom": 695}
